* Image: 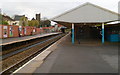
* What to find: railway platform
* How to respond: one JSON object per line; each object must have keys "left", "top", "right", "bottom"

{"left": 13, "top": 33, "right": 118, "bottom": 74}
{"left": 0, "top": 32, "right": 61, "bottom": 46}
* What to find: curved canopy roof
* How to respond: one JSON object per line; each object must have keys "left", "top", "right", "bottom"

{"left": 51, "top": 2, "right": 120, "bottom": 23}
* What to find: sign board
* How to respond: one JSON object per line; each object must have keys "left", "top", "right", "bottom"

{"left": 9, "top": 26, "right": 13, "bottom": 37}
{"left": 3, "top": 26, "right": 8, "bottom": 38}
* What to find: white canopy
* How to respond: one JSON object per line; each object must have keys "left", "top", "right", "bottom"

{"left": 51, "top": 2, "right": 119, "bottom": 23}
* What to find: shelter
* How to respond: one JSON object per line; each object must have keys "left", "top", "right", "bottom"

{"left": 51, "top": 2, "right": 120, "bottom": 44}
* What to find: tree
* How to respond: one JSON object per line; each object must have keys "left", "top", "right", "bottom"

{"left": 34, "top": 20, "right": 39, "bottom": 27}
{"left": 28, "top": 20, "right": 39, "bottom": 27}
{"left": 2, "top": 21, "right": 9, "bottom": 25}
{"left": 20, "top": 16, "right": 28, "bottom": 26}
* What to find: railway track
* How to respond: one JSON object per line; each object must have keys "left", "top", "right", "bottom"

{"left": 1, "top": 34, "right": 60, "bottom": 56}
{"left": 1, "top": 34, "right": 61, "bottom": 60}
{"left": 0, "top": 33, "right": 65, "bottom": 75}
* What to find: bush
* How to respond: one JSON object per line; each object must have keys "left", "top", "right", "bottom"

{"left": 2, "top": 21, "right": 9, "bottom": 25}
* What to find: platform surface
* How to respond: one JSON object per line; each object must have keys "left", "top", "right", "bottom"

{"left": 13, "top": 33, "right": 118, "bottom": 74}
{"left": 34, "top": 35, "right": 118, "bottom": 73}
{"left": 0, "top": 32, "right": 61, "bottom": 46}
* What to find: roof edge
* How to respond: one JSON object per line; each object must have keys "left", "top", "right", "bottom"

{"left": 50, "top": 2, "right": 120, "bottom": 21}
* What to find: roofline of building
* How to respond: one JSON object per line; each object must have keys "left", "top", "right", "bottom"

{"left": 50, "top": 2, "right": 120, "bottom": 21}
{"left": 2, "top": 15, "right": 15, "bottom": 21}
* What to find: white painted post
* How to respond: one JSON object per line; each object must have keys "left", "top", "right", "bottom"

{"left": 102, "top": 23, "right": 104, "bottom": 44}
{"left": 72, "top": 23, "right": 74, "bottom": 44}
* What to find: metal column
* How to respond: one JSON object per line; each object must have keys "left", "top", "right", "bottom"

{"left": 102, "top": 23, "right": 104, "bottom": 44}
{"left": 72, "top": 23, "right": 74, "bottom": 44}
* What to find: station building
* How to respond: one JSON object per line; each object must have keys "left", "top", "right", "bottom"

{"left": 51, "top": 2, "right": 120, "bottom": 44}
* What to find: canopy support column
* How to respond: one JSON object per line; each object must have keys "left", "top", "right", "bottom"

{"left": 102, "top": 23, "right": 104, "bottom": 44}
{"left": 72, "top": 23, "right": 74, "bottom": 44}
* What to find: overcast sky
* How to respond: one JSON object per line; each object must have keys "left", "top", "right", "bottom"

{"left": 0, "top": 0, "right": 120, "bottom": 20}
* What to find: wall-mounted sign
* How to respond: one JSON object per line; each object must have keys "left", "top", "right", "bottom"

{"left": 19, "top": 26, "right": 22, "bottom": 36}
{"left": 9, "top": 26, "right": 13, "bottom": 37}
{"left": 3, "top": 26, "right": 8, "bottom": 38}
{"left": 24, "top": 28, "right": 26, "bottom": 35}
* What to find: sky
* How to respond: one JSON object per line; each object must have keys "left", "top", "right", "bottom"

{"left": 0, "top": 0, "right": 120, "bottom": 20}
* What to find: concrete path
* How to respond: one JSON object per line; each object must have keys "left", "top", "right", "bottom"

{"left": 34, "top": 35, "right": 118, "bottom": 73}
